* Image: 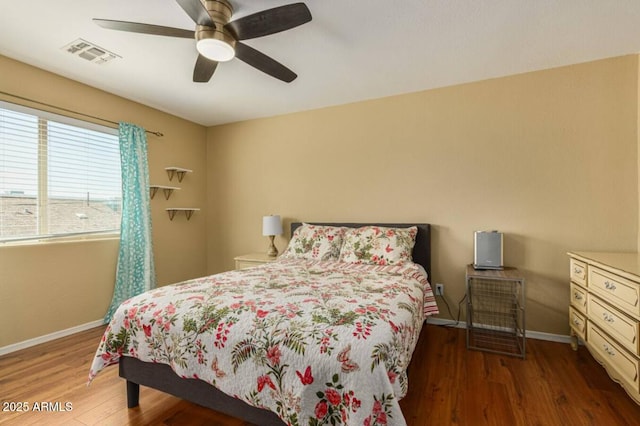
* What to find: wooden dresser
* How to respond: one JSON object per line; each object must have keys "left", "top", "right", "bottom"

{"left": 568, "top": 251, "right": 640, "bottom": 404}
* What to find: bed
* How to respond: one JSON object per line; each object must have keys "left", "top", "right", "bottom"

{"left": 89, "top": 222, "right": 437, "bottom": 425}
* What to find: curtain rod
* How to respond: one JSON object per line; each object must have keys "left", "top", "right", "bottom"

{"left": 0, "top": 90, "right": 164, "bottom": 137}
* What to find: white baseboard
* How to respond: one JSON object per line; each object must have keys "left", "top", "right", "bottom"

{"left": 425, "top": 317, "right": 571, "bottom": 344}
{"left": 0, "top": 319, "right": 104, "bottom": 356}
{"left": 524, "top": 329, "right": 572, "bottom": 344}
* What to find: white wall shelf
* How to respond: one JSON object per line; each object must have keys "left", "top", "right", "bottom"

{"left": 165, "top": 167, "right": 192, "bottom": 182}
{"left": 165, "top": 208, "right": 200, "bottom": 221}
{"left": 149, "top": 185, "right": 180, "bottom": 200}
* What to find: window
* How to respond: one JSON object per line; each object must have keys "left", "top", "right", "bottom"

{"left": 0, "top": 101, "right": 121, "bottom": 243}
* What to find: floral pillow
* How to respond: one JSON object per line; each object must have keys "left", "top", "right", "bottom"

{"left": 281, "top": 224, "right": 347, "bottom": 261}
{"left": 339, "top": 226, "right": 418, "bottom": 265}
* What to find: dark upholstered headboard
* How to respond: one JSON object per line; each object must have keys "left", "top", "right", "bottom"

{"left": 290, "top": 222, "right": 431, "bottom": 279}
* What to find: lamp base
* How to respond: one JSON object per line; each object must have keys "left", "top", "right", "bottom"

{"left": 267, "top": 235, "right": 278, "bottom": 257}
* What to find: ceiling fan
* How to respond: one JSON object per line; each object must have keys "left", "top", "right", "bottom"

{"left": 93, "top": 0, "right": 312, "bottom": 83}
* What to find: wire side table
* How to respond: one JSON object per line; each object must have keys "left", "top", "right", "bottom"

{"left": 466, "top": 264, "right": 526, "bottom": 358}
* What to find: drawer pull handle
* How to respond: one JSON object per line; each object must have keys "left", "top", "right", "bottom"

{"left": 602, "top": 312, "right": 615, "bottom": 323}
{"left": 574, "top": 267, "right": 583, "bottom": 275}
{"left": 604, "top": 281, "right": 617, "bottom": 291}
{"left": 602, "top": 344, "right": 615, "bottom": 356}
{"left": 573, "top": 293, "right": 583, "bottom": 300}
{"left": 572, "top": 318, "right": 581, "bottom": 326}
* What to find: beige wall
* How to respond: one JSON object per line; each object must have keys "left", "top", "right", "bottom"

{"left": 206, "top": 55, "right": 639, "bottom": 335}
{"left": 0, "top": 55, "right": 208, "bottom": 347}
{"left": 1, "top": 54, "right": 638, "bottom": 346}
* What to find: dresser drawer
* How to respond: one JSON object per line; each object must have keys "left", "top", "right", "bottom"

{"left": 570, "top": 282, "right": 587, "bottom": 314}
{"left": 569, "top": 306, "right": 586, "bottom": 341}
{"left": 235, "top": 260, "right": 265, "bottom": 270}
{"left": 570, "top": 258, "right": 587, "bottom": 287}
{"left": 587, "top": 323, "right": 639, "bottom": 393}
{"left": 589, "top": 267, "right": 640, "bottom": 318}
{"left": 234, "top": 253, "right": 278, "bottom": 270}
{"left": 588, "top": 294, "right": 639, "bottom": 356}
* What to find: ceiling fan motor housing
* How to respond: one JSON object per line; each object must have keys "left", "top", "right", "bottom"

{"left": 204, "top": 0, "right": 233, "bottom": 24}
{"left": 196, "top": 25, "right": 236, "bottom": 50}
{"left": 196, "top": 0, "right": 236, "bottom": 56}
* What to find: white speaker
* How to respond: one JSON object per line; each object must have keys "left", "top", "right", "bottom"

{"left": 474, "top": 231, "right": 503, "bottom": 270}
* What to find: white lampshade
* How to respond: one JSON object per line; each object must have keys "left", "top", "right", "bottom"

{"left": 262, "top": 215, "right": 283, "bottom": 236}
{"left": 196, "top": 38, "right": 235, "bottom": 62}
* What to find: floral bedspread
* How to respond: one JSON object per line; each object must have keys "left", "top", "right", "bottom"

{"left": 89, "top": 258, "right": 438, "bottom": 425}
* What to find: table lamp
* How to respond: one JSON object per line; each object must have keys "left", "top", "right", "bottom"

{"left": 262, "top": 215, "right": 283, "bottom": 257}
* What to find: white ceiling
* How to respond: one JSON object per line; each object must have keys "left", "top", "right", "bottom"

{"left": 1, "top": 1, "right": 640, "bottom": 127}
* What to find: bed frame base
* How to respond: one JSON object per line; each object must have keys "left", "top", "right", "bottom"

{"left": 119, "top": 357, "right": 285, "bottom": 425}
{"left": 125, "top": 379, "right": 139, "bottom": 409}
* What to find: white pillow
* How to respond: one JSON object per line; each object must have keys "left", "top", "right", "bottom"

{"left": 281, "top": 224, "right": 347, "bottom": 261}
{"left": 339, "top": 226, "right": 417, "bottom": 265}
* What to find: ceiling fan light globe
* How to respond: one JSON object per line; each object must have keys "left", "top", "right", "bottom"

{"left": 196, "top": 38, "right": 235, "bottom": 62}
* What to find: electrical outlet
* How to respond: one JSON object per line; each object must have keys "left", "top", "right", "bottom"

{"left": 435, "top": 283, "right": 444, "bottom": 296}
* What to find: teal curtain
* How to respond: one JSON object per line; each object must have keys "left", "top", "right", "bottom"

{"left": 104, "top": 122, "right": 156, "bottom": 323}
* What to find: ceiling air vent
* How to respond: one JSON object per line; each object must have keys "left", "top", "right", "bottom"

{"left": 61, "top": 38, "right": 120, "bottom": 64}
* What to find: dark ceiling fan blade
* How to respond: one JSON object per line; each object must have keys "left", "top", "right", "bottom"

{"left": 234, "top": 42, "right": 297, "bottom": 83}
{"left": 226, "top": 3, "right": 312, "bottom": 40}
{"left": 175, "top": 0, "right": 215, "bottom": 26}
{"left": 93, "top": 19, "right": 195, "bottom": 38}
{"left": 193, "top": 54, "right": 218, "bottom": 83}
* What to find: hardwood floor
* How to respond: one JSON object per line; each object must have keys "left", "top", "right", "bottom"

{"left": 1, "top": 324, "right": 639, "bottom": 425}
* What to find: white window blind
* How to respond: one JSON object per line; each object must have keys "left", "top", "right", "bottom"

{"left": 0, "top": 101, "right": 121, "bottom": 242}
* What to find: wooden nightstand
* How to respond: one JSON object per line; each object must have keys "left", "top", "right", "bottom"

{"left": 234, "top": 253, "right": 279, "bottom": 270}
